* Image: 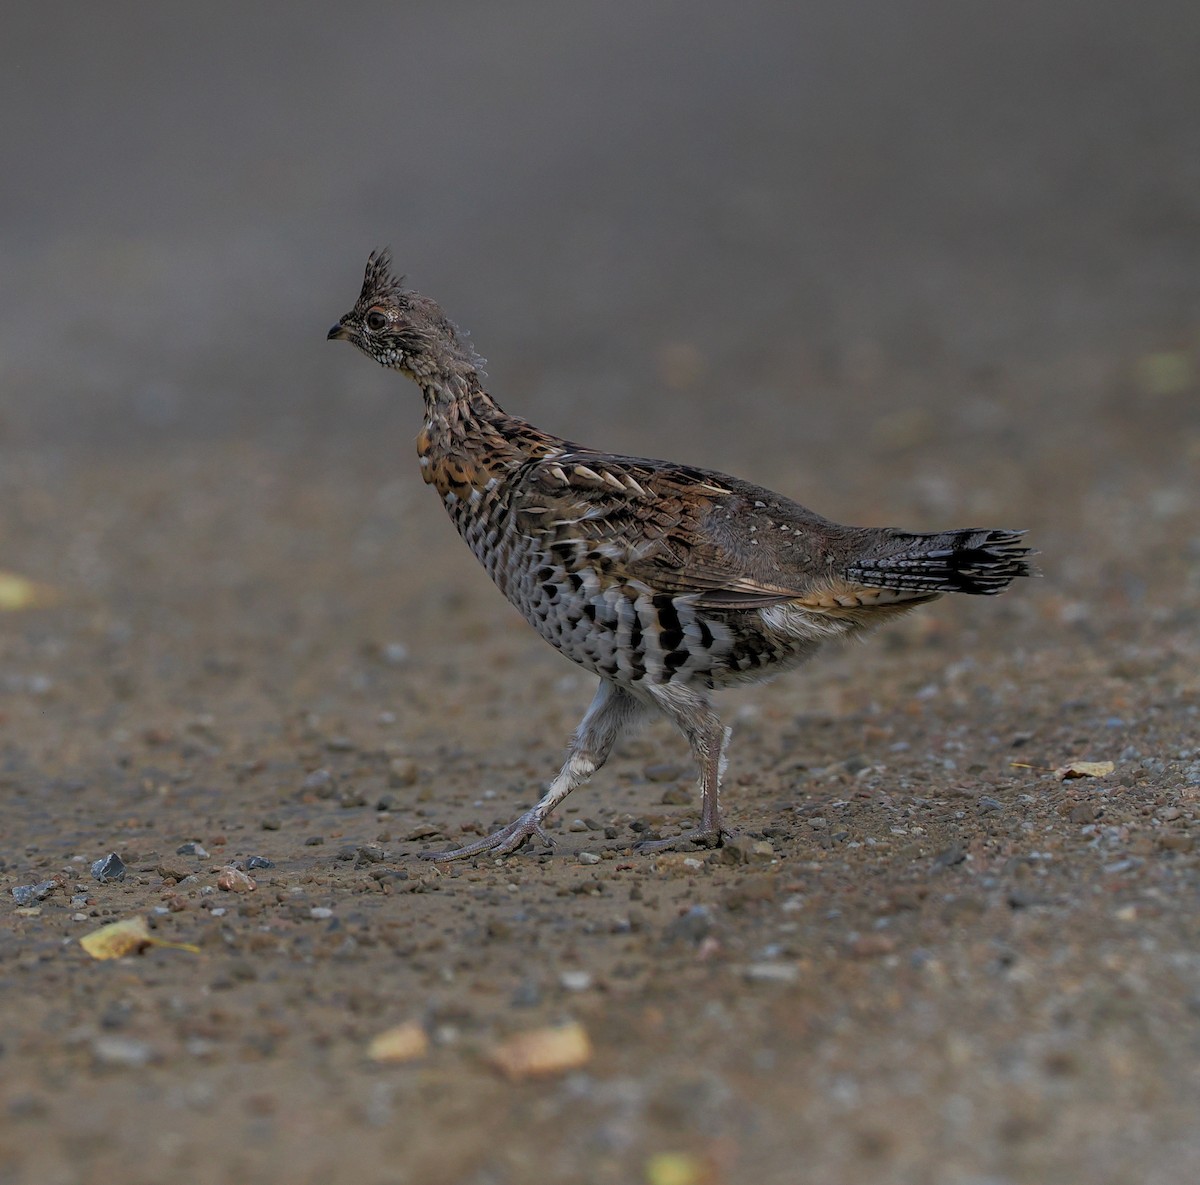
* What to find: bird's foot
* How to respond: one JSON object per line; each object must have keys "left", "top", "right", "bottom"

{"left": 633, "top": 826, "right": 734, "bottom": 854}
{"left": 417, "top": 808, "right": 554, "bottom": 863}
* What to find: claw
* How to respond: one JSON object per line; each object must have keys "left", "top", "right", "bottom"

{"left": 633, "top": 827, "right": 735, "bottom": 854}
{"left": 417, "top": 809, "right": 553, "bottom": 862}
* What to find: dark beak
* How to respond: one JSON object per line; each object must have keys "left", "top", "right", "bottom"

{"left": 327, "top": 322, "right": 352, "bottom": 341}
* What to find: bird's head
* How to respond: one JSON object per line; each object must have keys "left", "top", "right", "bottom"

{"left": 327, "top": 249, "right": 483, "bottom": 384}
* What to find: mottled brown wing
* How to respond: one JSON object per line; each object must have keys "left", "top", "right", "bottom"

{"left": 512, "top": 450, "right": 823, "bottom": 608}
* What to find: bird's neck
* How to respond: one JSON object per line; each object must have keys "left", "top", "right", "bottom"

{"left": 417, "top": 370, "right": 494, "bottom": 423}
{"left": 414, "top": 373, "right": 555, "bottom": 496}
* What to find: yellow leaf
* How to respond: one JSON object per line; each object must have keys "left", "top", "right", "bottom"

{"left": 1054, "top": 760, "right": 1116, "bottom": 781}
{"left": 367, "top": 1021, "right": 430, "bottom": 1064}
{"left": 0, "top": 571, "right": 59, "bottom": 612}
{"left": 79, "top": 916, "right": 200, "bottom": 960}
{"left": 646, "top": 1152, "right": 709, "bottom": 1185}
{"left": 488, "top": 1021, "right": 592, "bottom": 1080}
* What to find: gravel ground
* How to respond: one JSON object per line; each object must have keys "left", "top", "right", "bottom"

{"left": 2, "top": 4, "right": 1200, "bottom": 1184}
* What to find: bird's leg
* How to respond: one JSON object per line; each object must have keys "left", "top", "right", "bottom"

{"left": 419, "top": 680, "right": 646, "bottom": 861}
{"left": 636, "top": 688, "right": 733, "bottom": 852}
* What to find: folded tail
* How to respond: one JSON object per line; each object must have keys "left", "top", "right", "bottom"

{"left": 844, "top": 528, "right": 1036, "bottom": 596}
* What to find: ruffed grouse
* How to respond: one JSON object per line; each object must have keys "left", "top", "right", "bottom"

{"left": 329, "top": 251, "right": 1033, "bottom": 860}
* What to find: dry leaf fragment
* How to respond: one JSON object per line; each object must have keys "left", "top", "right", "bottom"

{"left": 1054, "top": 760, "right": 1116, "bottom": 781}
{"left": 488, "top": 1021, "right": 592, "bottom": 1080}
{"left": 0, "top": 571, "right": 59, "bottom": 611}
{"left": 80, "top": 916, "right": 200, "bottom": 960}
{"left": 367, "top": 1021, "right": 430, "bottom": 1064}
{"left": 645, "top": 1152, "right": 711, "bottom": 1185}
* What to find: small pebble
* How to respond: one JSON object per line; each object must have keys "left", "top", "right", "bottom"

{"left": 977, "top": 796, "right": 1003, "bottom": 814}
{"left": 367, "top": 1021, "right": 429, "bottom": 1063}
{"left": 245, "top": 855, "right": 274, "bottom": 870}
{"left": 723, "top": 875, "right": 777, "bottom": 909}
{"left": 560, "top": 969, "right": 593, "bottom": 992}
{"left": 90, "top": 853, "right": 127, "bottom": 883}
{"left": 91, "top": 1036, "right": 155, "bottom": 1069}
{"left": 388, "top": 758, "right": 419, "bottom": 788}
{"left": 1159, "top": 832, "right": 1195, "bottom": 852}
{"left": 645, "top": 762, "right": 686, "bottom": 783}
{"left": 1007, "top": 887, "right": 1045, "bottom": 909}
{"left": 260, "top": 817, "right": 282, "bottom": 831}
{"left": 1103, "top": 858, "right": 1139, "bottom": 874}
{"left": 380, "top": 641, "right": 409, "bottom": 665}
{"left": 302, "top": 769, "right": 335, "bottom": 797}
{"left": 310, "top": 906, "right": 334, "bottom": 920}
{"left": 742, "top": 962, "right": 800, "bottom": 983}
{"left": 933, "top": 843, "right": 966, "bottom": 869}
{"left": 405, "top": 824, "right": 442, "bottom": 841}
{"left": 715, "top": 835, "right": 773, "bottom": 865}
{"left": 847, "top": 933, "right": 897, "bottom": 957}
{"left": 304, "top": 836, "right": 325, "bottom": 846}
{"left": 578, "top": 852, "right": 602, "bottom": 865}
{"left": 215, "top": 867, "right": 256, "bottom": 893}
{"left": 175, "top": 843, "right": 209, "bottom": 858}
{"left": 12, "top": 881, "right": 57, "bottom": 906}
{"left": 156, "top": 858, "right": 195, "bottom": 882}
{"left": 511, "top": 979, "right": 542, "bottom": 1008}
{"left": 661, "top": 905, "right": 713, "bottom": 946}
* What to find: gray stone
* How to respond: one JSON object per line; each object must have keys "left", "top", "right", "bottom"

{"left": 91, "top": 853, "right": 127, "bottom": 883}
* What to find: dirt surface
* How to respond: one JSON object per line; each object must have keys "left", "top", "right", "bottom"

{"left": 3, "top": 4, "right": 1200, "bottom": 1184}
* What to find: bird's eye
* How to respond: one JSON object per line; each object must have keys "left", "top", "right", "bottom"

{"left": 365, "top": 308, "right": 388, "bottom": 332}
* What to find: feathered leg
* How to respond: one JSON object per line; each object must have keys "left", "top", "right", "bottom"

{"left": 635, "top": 684, "right": 733, "bottom": 852}
{"left": 420, "top": 679, "right": 647, "bottom": 861}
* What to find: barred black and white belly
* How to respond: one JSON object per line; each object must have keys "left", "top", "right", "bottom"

{"left": 523, "top": 569, "right": 840, "bottom": 688}
{"left": 439, "top": 484, "right": 835, "bottom": 688}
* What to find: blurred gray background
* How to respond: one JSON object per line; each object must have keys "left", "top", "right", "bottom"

{"left": 3, "top": 0, "right": 1198, "bottom": 467}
